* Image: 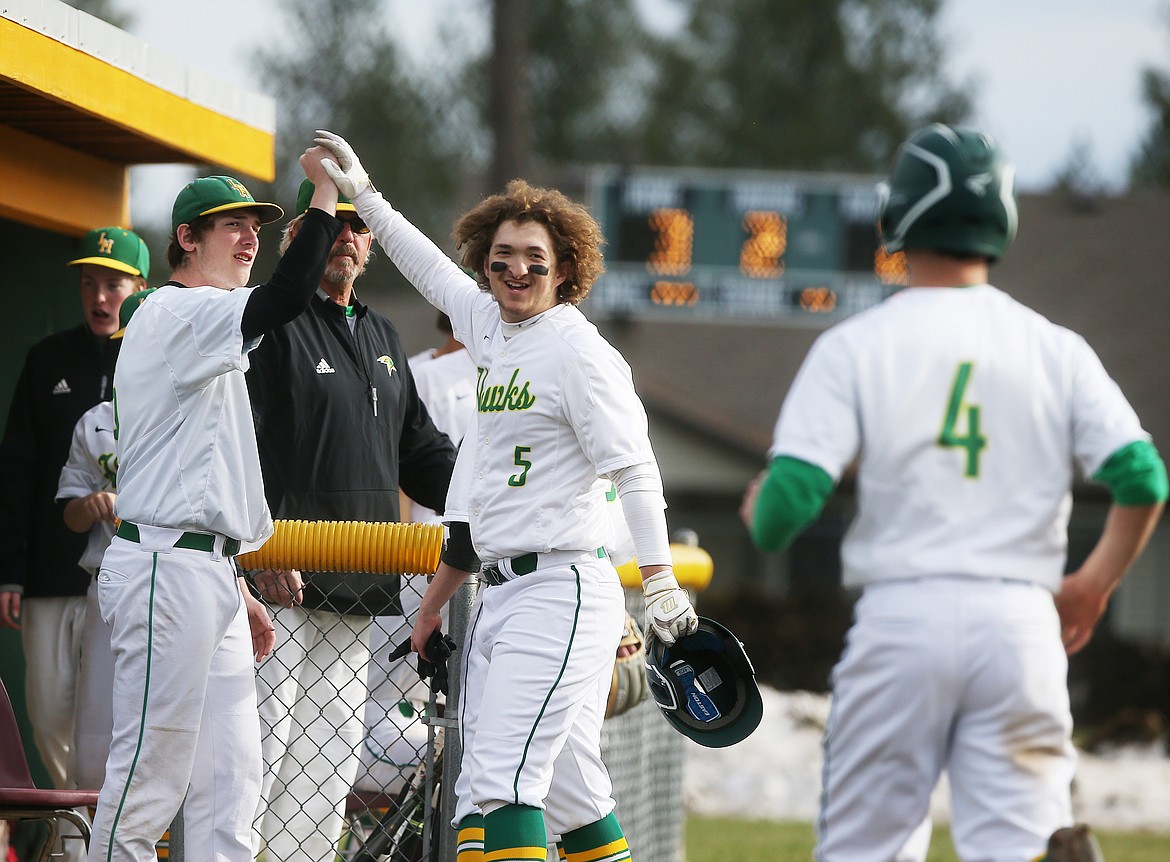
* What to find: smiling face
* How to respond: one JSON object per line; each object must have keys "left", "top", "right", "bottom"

{"left": 79, "top": 264, "right": 139, "bottom": 337}
{"left": 484, "top": 219, "right": 567, "bottom": 322}
{"left": 177, "top": 209, "right": 263, "bottom": 289}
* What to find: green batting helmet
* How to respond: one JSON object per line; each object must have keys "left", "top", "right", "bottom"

{"left": 878, "top": 124, "right": 1018, "bottom": 261}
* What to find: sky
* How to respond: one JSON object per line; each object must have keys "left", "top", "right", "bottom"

{"left": 117, "top": 0, "right": 1170, "bottom": 226}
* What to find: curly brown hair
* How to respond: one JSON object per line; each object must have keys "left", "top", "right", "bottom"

{"left": 454, "top": 179, "right": 606, "bottom": 306}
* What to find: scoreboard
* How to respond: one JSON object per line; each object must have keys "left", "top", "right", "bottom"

{"left": 586, "top": 165, "right": 908, "bottom": 322}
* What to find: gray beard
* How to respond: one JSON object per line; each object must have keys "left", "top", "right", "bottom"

{"left": 324, "top": 257, "right": 364, "bottom": 285}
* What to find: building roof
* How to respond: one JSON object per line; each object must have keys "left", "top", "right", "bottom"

{"left": 0, "top": 0, "right": 275, "bottom": 233}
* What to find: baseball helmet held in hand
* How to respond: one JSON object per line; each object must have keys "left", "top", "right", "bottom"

{"left": 645, "top": 616, "right": 763, "bottom": 748}
{"left": 878, "top": 123, "right": 1018, "bottom": 261}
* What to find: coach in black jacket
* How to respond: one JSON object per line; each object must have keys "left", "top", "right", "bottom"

{"left": 247, "top": 181, "right": 456, "bottom": 862}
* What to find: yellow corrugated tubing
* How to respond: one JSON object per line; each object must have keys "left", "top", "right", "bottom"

{"left": 238, "top": 520, "right": 714, "bottom": 590}
{"left": 237, "top": 520, "right": 444, "bottom": 575}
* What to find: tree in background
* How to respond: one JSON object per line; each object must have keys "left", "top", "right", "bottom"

{"left": 1129, "top": 62, "right": 1170, "bottom": 188}
{"left": 67, "top": 0, "right": 133, "bottom": 29}
{"left": 523, "top": 0, "right": 660, "bottom": 168}
{"left": 252, "top": 0, "right": 476, "bottom": 247}
{"left": 456, "top": 0, "right": 658, "bottom": 190}
{"left": 634, "top": 0, "right": 971, "bottom": 172}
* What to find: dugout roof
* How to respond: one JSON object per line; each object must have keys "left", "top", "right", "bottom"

{"left": 0, "top": 0, "right": 275, "bottom": 235}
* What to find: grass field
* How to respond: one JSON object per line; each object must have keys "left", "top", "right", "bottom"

{"left": 685, "top": 816, "right": 1170, "bottom": 861}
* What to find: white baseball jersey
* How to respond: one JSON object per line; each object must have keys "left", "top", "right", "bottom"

{"left": 406, "top": 348, "right": 478, "bottom": 525}
{"left": 56, "top": 400, "right": 117, "bottom": 574}
{"left": 357, "top": 189, "right": 661, "bottom": 841}
{"left": 357, "top": 193, "right": 656, "bottom": 564}
{"left": 415, "top": 348, "right": 477, "bottom": 445}
{"left": 771, "top": 284, "right": 1149, "bottom": 592}
{"left": 113, "top": 284, "right": 272, "bottom": 547}
{"left": 55, "top": 401, "right": 119, "bottom": 790}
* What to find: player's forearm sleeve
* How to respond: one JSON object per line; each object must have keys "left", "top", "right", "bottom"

{"left": 751, "top": 456, "right": 835, "bottom": 552}
{"left": 1092, "top": 440, "right": 1169, "bottom": 506}
{"left": 240, "top": 209, "right": 342, "bottom": 340}
{"left": 441, "top": 520, "right": 481, "bottom": 573}
{"left": 610, "top": 463, "right": 672, "bottom": 568}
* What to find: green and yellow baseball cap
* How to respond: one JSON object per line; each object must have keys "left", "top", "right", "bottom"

{"left": 110, "top": 288, "right": 157, "bottom": 340}
{"left": 171, "top": 176, "right": 284, "bottom": 233}
{"left": 295, "top": 178, "right": 356, "bottom": 216}
{"left": 68, "top": 227, "right": 150, "bottom": 278}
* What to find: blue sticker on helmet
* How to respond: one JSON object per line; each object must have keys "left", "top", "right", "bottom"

{"left": 670, "top": 660, "right": 722, "bottom": 723}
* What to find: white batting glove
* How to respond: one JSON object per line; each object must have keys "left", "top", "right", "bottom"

{"left": 314, "top": 129, "right": 371, "bottom": 198}
{"left": 642, "top": 569, "right": 699, "bottom": 646}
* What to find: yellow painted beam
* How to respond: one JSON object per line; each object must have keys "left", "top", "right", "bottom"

{"left": 0, "top": 125, "right": 127, "bottom": 236}
{"left": 0, "top": 16, "right": 274, "bottom": 181}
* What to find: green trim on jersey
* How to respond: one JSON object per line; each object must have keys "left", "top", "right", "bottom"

{"left": 750, "top": 456, "right": 835, "bottom": 552}
{"left": 1093, "top": 440, "right": 1169, "bottom": 505}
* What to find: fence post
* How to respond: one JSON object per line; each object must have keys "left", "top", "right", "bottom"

{"left": 168, "top": 801, "right": 184, "bottom": 862}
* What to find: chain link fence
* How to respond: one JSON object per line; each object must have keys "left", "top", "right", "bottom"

{"left": 249, "top": 577, "right": 686, "bottom": 862}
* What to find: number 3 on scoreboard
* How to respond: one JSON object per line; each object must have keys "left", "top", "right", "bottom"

{"left": 938, "top": 362, "right": 987, "bottom": 478}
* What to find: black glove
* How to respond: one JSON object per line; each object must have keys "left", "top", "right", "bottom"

{"left": 416, "top": 629, "right": 457, "bottom": 695}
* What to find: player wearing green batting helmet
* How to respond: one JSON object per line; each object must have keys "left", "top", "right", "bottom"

{"left": 878, "top": 123, "right": 1018, "bottom": 261}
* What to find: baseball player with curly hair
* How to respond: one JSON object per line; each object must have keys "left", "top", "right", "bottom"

{"left": 311, "top": 130, "right": 696, "bottom": 862}
{"left": 88, "top": 152, "right": 342, "bottom": 862}
{"left": 742, "top": 124, "right": 1168, "bottom": 862}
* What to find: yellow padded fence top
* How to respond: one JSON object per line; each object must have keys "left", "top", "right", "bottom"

{"left": 239, "top": 520, "right": 714, "bottom": 591}
{"left": 238, "top": 520, "right": 444, "bottom": 575}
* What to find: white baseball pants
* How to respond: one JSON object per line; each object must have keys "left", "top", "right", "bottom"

{"left": 89, "top": 535, "right": 261, "bottom": 862}
{"left": 816, "top": 576, "right": 1075, "bottom": 862}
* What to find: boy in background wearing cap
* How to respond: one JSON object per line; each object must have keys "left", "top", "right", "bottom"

{"left": 89, "top": 153, "right": 342, "bottom": 862}
{"left": 57, "top": 289, "right": 155, "bottom": 796}
{"left": 246, "top": 179, "right": 455, "bottom": 862}
{"left": 48, "top": 289, "right": 154, "bottom": 862}
{"left": 0, "top": 227, "right": 147, "bottom": 797}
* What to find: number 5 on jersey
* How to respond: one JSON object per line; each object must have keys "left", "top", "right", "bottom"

{"left": 509, "top": 446, "right": 532, "bottom": 487}
{"left": 938, "top": 362, "right": 987, "bottom": 477}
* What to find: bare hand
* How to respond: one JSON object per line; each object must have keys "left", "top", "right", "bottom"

{"left": 253, "top": 569, "right": 303, "bottom": 608}
{"left": 740, "top": 469, "right": 766, "bottom": 532}
{"left": 1054, "top": 568, "right": 1111, "bottom": 655}
{"left": 240, "top": 580, "right": 277, "bottom": 661}
{"left": 410, "top": 609, "right": 443, "bottom": 661}
{"left": 83, "top": 491, "right": 118, "bottom": 524}
{"left": 0, "top": 591, "right": 21, "bottom": 630}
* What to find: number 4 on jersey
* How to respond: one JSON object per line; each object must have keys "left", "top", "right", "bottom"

{"left": 938, "top": 362, "right": 987, "bottom": 477}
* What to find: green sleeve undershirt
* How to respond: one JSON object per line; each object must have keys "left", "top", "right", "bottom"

{"left": 1092, "top": 440, "right": 1169, "bottom": 505}
{"left": 750, "top": 455, "right": 835, "bottom": 553}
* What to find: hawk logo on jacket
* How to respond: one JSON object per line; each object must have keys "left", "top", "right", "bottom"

{"left": 477, "top": 367, "right": 536, "bottom": 412}
{"left": 377, "top": 355, "right": 395, "bottom": 378}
